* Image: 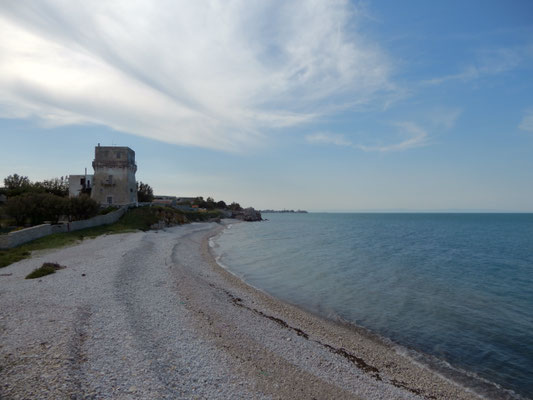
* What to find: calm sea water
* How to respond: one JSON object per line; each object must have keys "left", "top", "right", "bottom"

{"left": 213, "top": 213, "right": 533, "bottom": 399}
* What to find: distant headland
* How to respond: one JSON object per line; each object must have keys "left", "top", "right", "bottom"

{"left": 261, "top": 209, "right": 308, "bottom": 214}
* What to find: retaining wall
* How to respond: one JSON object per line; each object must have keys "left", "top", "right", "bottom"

{"left": 67, "top": 207, "right": 126, "bottom": 232}
{"left": 0, "top": 207, "right": 127, "bottom": 249}
{"left": 0, "top": 224, "right": 53, "bottom": 249}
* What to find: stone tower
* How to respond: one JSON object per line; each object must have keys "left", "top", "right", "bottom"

{"left": 91, "top": 145, "right": 137, "bottom": 205}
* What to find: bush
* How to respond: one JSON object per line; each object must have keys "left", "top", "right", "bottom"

{"left": 181, "top": 209, "right": 222, "bottom": 222}
{"left": 25, "top": 262, "right": 65, "bottom": 279}
{"left": 41, "top": 194, "right": 69, "bottom": 224}
{"left": 137, "top": 182, "right": 154, "bottom": 202}
{"left": 4, "top": 195, "right": 31, "bottom": 225}
{"left": 99, "top": 206, "right": 119, "bottom": 215}
{"left": 5, "top": 193, "right": 69, "bottom": 225}
{"left": 69, "top": 195, "right": 99, "bottom": 221}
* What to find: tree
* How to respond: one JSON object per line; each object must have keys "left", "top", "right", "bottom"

{"left": 41, "top": 194, "right": 69, "bottom": 224}
{"left": 229, "top": 202, "right": 242, "bottom": 211}
{"left": 5, "top": 193, "right": 69, "bottom": 225}
{"left": 4, "top": 174, "right": 30, "bottom": 190}
{"left": 69, "top": 195, "right": 99, "bottom": 221}
{"left": 193, "top": 196, "right": 207, "bottom": 208}
{"left": 205, "top": 196, "right": 216, "bottom": 210}
{"left": 5, "top": 194, "right": 33, "bottom": 225}
{"left": 35, "top": 177, "right": 69, "bottom": 197}
{"left": 3, "top": 174, "right": 32, "bottom": 197}
{"left": 216, "top": 200, "right": 227, "bottom": 209}
{"left": 136, "top": 181, "right": 154, "bottom": 202}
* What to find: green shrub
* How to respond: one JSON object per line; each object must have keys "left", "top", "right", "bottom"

{"left": 5, "top": 193, "right": 69, "bottom": 225}
{"left": 137, "top": 182, "right": 154, "bottom": 202}
{"left": 69, "top": 195, "right": 99, "bottom": 221}
{"left": 99, "top": 206, "right": 119, "bottom": 215}
{"left": 180, "top": 210, "right": 222, "bottom": 222}
{"left": 25, "top": 262, "right": 65, "bottom": 279}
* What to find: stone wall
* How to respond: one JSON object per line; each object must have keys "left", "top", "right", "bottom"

{"left": 0, "top": 207, "right": 127, "bottom": 249}
{"left": 0, "top": 224, "right": 53, "bottom": 249}
{"left": 67, "top": 207, "right": 126, "bottom": 231}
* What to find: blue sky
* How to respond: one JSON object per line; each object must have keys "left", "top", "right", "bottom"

{"left": 0, "top": 1, "right": 532, "bottom": 211}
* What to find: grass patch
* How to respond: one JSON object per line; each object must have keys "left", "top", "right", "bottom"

{"left": 0, "top": 206, "right": 171, "bottom": 269}
{"left": 0, "top": 206, "right": 225, "bottom": 269}
{"left": 25, "top": 262, "right": 65, "bottom": 279}
{"left": 181, "top": 210, "right": 222, "bottom": 222}
{"left": 98, "top": 206, "right": 119, "bottom": 215}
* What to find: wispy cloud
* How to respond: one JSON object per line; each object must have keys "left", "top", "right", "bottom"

{"left": 422, "top": 45, "right": 532, "bottom": 86}
{"left": 306, "top": 121, "right": 428, "bottom": 152}
{"left": 0, "top": 1, "right": 395, "bottom": 151}
{"left": 306, "top": 133, "right": 353, "bottom": 147}
{"left": 519, "top": 109, "right": 533, "bottom": 132}
{"left": 426, "top": 107, "right": 462, "bottom": 130}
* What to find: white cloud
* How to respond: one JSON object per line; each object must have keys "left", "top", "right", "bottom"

{"left": 0, "top": 1, "right": 395, "bottom": 151}
{"left": 519, "top": 109, "right": 533, "bottom": 132}
{"left": 306, "top": 121, "right": 428, "bottom": 152}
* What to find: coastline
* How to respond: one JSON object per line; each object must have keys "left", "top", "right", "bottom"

{"left": 210, "top": 221, "right": 520, "bottom": 400}
{"left": 0, "top": 221, "right": 484, "bottom": 399}
{"left": 201, "top": 222, "right": 485, "bottom": 399}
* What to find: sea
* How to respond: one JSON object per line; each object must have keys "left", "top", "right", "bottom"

{"left": 212, "top": 213, "right": 533, "bottom": 399}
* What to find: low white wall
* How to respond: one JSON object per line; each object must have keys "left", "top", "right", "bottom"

{"left": 67, "top": 207, "right": 126, "bottom": 232}
{"left": 0, "top": 207, "right": 128, "bottom": 249}
{"left": 0, "top": 224, "right": 53, "bottom": 249}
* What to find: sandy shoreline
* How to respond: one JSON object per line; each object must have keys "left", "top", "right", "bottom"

{"left": 0, "top": 221, "right": 483, "bottom": 399}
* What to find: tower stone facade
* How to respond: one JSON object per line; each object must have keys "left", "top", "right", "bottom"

{"left": 91, "top": 145, "right": 137, "bottom": 205}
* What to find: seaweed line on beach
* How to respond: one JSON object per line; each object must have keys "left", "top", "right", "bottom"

{"left": 223, "top": 289, "right": 381, "bottom": 375}
{"left": 222, "top": 286, "right": 443, "bottom": 399}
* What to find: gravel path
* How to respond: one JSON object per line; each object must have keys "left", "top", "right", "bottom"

{"left": 0, "top": 221, "right": 483, "bottom": 399}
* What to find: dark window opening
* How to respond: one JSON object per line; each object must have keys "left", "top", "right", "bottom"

{"left": 107, "top": 196, "right": 113, "bottom": 204}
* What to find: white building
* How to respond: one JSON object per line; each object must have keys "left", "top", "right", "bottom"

{"left": 68, "top": 173, "right": 93, "bottom": 197}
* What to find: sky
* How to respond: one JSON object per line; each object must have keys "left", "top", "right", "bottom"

{"left": 0, "top": 0, "right": 532, "bottom": 212}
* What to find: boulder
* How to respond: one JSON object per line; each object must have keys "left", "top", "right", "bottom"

{"left": 233, "top": 207, "right": 262, "bottom": 222}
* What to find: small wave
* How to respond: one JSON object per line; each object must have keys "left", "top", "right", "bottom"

{"left": 315, "top": 309, "right": 525, "bottom": 400}
{"left": 392, "top": 345, "right": 528, "bottom": 400}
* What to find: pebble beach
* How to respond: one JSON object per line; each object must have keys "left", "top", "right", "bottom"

{"left": 0, "top": 221, "right": 484, "bottom": 399}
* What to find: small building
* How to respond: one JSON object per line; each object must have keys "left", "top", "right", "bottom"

{"left": 176, "top": 197, "right": 197, "bottom": 204}
{"left": 91, "top": 145, "right": 138, "bottom": 206}
{"left": 68, "top": 174, "right": 93, "bottom": 197}
{"left": 152, "top": 196, "right": 177, "bottom": 207}
{"left": 0, "top": 194, "right": 6, "bottom": 204}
